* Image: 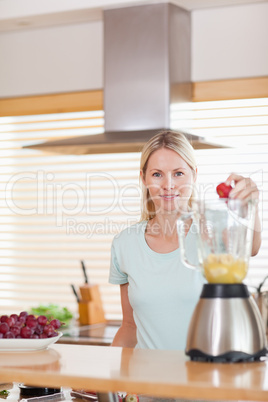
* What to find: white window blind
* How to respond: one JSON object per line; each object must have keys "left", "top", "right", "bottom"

{"left": 0, "top": 98, "right": 267, "bottom": 320}
{"left": 0, "top": 111, "right": 141, "bottom": 319}
{"left": 171, "top": 98, "right": 268, "bottom": 289}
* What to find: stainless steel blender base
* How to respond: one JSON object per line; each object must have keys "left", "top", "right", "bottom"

{"left": 186, "top": 284, "right": 268, "bottom": 362}
{"left": 186, "top": 348, "right": 268, "bottom": 362}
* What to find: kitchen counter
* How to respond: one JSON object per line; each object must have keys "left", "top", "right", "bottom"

{"left": 59, "top": 322, "right": 119, "bottom": 346}
{"left": 0, "top": 343, "right": 267, "bottom": 402}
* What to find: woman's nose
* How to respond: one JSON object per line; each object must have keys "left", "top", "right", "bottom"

{"left": 163, "top": 174, "right": 175, "bottom": 190}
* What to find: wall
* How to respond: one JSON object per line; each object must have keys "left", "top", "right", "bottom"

{"left": 0, "top": 2, "right": 267, "bottom": 98}
{"left": 0, "top": 21, "right": 103, "bottom": 97}
{"left": 192, "top": 2, "right": 268, "bottom": 81}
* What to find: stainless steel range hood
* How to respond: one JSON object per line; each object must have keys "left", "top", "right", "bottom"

{"left": 24, "top": 3, "right": 221, "bottom": 155}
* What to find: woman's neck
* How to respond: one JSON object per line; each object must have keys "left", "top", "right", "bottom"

{"left": 145, "top": 205, "right": 193, "bottom": 253}
{"left": 147, "top": 214, "right": 178, "bottom": 239}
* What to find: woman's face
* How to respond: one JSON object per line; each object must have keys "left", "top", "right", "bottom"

{"left": 141, "top": 147, "right": 196, "bottom": 216}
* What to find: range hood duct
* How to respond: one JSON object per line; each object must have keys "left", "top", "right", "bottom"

{"left": 24, "top": 3, "right": 222, "bottom": 154}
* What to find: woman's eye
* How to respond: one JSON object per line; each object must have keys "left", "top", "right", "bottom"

{"left": 152, "top": 172, "right": 161, "bottom": 177}
{"left": 175, "top": 172, "right": 183, "bottom": 177}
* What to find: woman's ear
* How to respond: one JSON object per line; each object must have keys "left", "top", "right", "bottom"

{"left": 140, "top": 169, "right": 146, "bottom": 186}
{"left": 193, "top": 167, "right": 198, "bottom": 183}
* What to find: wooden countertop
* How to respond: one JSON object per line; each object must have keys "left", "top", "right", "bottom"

{"left": 59, "top": 322, "right": 119, "bottom": 346}
{"left": 0, "top": 344, "right": 267, "bottom": 401}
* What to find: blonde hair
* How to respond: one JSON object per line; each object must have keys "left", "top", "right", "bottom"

{"left": 140, "top": 130, "right": 197, "bottom": 221}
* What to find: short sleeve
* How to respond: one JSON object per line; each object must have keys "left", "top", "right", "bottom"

{"left": 108, "top": 239, "right": 128, "bottom": 285}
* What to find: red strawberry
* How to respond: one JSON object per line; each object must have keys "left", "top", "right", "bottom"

{"left": 216, "top": 182, "right": 232, "bottom": 198}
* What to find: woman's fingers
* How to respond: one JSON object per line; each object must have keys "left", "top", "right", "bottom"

{"left": 225, "top": 173, "right": 259, "bottom": 201}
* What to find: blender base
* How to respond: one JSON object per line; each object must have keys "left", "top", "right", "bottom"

{"left": 185, "top": 284, "right": 268, "bottom": 363}
{"left": 187, "top": 348, "right": 268, "bottom": 363}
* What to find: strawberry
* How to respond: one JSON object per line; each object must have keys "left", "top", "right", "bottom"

{"left": 216, "top": 182, "right": 232, "bottom": 198}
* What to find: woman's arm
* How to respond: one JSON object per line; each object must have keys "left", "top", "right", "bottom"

{"left": 226, "top": 173, "right": 261, "bottom": 256}
{"left": 111, "top": 283, "right": 137, "bottom": 348}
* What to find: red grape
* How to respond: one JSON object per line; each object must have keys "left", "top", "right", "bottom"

{"left": 21, "top": 326, "right": 33, "bottom": 338}
{"left": 37, "top": 315, "right": 47, "bottom": 326}
{"left": 10, "top": 313, "right": 18, "bottom": 322}
{"left": 35, "top": 324, "right": 44, "bottom": 335}
{"left": 50, "top": 319, "right": 61, "bottom": 329}
{"left": 17, "top": 319, "right": 25, "bottom": 328}
{"left": 43, "top": 324, "right": 55, "bottom": 337}
{"left": 0, "top": 315, "right": 8, "bottom": 323}
{"left": 19, "top": 311, "right": 28, "bottom": 318}
{"left": 6, "top": 316, "right": 16, "bottom": 327}
{"left": 26, "top": 317, "right": 38, "bottom": 329}
{"left": 4, "top": 331, "right": 15, "bottom": 339}
{"left": 0, "top": 322, "right": 9, "bottom": 334}
{"left": 0, "top": 312, "right": 63, "bottom": 339}
{"left": 18, "top": 316, "right": 26, "bottom": 325}
{"left": 10, "top": 325, "right": 21, "bottom": 337}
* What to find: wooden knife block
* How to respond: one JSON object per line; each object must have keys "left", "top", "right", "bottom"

{"left": 78, "top": 284, "right": 106, "bottom": 325}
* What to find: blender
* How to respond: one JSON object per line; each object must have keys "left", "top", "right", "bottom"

{"left": 177, "top": 198, "right": 267, "bottom": 362}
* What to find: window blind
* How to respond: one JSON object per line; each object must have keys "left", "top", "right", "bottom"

{"left": 0, "top": 111, "right": 141, "bottom": 319}
{"left": 171, "top": 97, "right": 268, "bottom": 289}
{"left": 0, "top": 98, "right": 267, "bottom": 320}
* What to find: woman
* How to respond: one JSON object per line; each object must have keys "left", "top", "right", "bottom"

{"left": 109, "top": 130, "right": 261, "bottom": 350}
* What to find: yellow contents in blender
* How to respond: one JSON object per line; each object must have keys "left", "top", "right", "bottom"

{"left": 204, "top": 254, "right": 248, "bottom": 283}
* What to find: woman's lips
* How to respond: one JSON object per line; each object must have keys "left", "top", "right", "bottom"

{"left": 160, "top": 194, "right": 179, "bottom": 200}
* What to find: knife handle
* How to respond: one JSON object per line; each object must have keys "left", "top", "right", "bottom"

{"left": 81, "top": 260, "right": 89, "bottom": 284}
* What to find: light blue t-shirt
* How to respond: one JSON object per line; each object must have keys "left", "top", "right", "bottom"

{"left": 109, "top": 221, "right": 205, "bottom": 351}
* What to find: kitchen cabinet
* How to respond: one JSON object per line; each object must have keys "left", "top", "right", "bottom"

{"left": 0, "top": 344, "right": 267, "bottom": 401}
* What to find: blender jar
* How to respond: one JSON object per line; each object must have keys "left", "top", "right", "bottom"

{"left": 177, "top": 198, "right": 256, "bottom": 284}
